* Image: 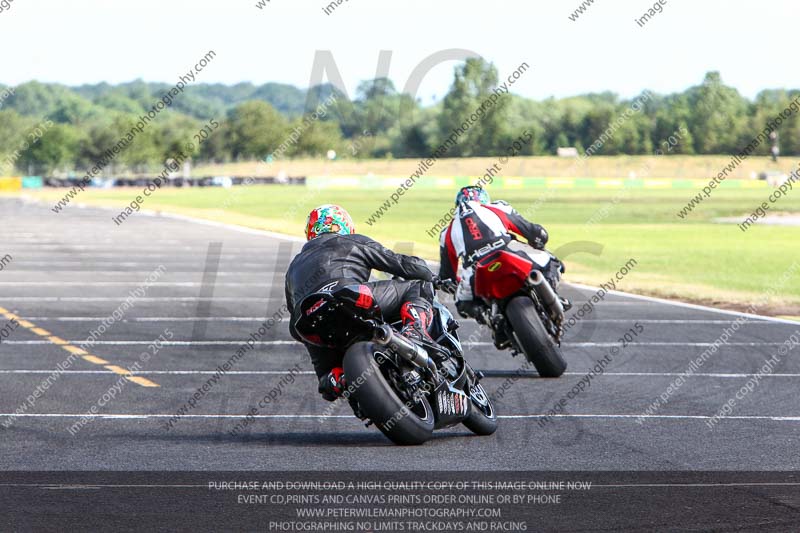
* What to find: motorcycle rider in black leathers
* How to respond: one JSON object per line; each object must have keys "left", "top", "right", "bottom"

{"left": 285, "top": 204, "right": 436, "bottom": 401}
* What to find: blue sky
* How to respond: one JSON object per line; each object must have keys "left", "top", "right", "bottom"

{"left": 0, "top": 0, "right": 796, "bottom": 102}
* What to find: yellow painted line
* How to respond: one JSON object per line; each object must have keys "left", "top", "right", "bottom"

{"left": 0, "top": 307, "right": 160, "bottom": 388}
{"left": 126, "top": 376, "right": 160, "bottom": 388}
{"left": 63, "top": 345, "right": 88, "bottom": 355}
{"left": 82, "top": 355, "right": 110, "bottom": 365}
{"left": 105, "top": 364, "right": 159, "bottom": 386}
{"left": 0, "top": 307, "right": 19, "bottom": 320}
{"left": 104, "top": 365, "right": 132, "bottom": 376}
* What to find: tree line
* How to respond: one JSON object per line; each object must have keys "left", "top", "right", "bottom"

{"left": 0, "top": 60, "right": 798, "bottom": 175}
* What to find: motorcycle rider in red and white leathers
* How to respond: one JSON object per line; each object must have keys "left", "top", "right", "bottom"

{"left": 438, "top": 186, "right": 566, "bottom": 322}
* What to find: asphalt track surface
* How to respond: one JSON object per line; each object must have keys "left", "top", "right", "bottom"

{"left": 1, "top": 197, "right": 799, "bottom": 529}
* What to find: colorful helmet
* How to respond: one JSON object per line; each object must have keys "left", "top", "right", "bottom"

{"left": 455, "top": 186, "right": 490, "bottom": 205}
{"left": 305, "top": 204, "right": 355, "bottom": 240}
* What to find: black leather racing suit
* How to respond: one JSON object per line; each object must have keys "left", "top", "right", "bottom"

{"left": 285, "top": 233, "right": 434, "bottom": 378}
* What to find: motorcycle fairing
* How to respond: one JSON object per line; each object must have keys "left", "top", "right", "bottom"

{"left": 429, "top": 299, "right": 463, "bottom": 356}
{"left": 474, "top": 250, "right": 534, "bottom": 300}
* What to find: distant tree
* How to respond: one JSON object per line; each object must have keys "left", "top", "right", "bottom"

{"left": 250, "top": 83, "right": 307, "bottom": 116}
{"left": 687, "top": 72, "right": 750, "bottom": 153}
{"left": 355, "top": 77, "right": 398, "bottom": 136}
{"left": 156, "top": 114, "right": 202, "bottom": 161}
{"left": 3, "top": 69, "right": 800, "bottom": 172}
{"left": 288, "top": 120, "right": 344, "bottom": 157}
{"left": 18, "top": 123, "right": 83, "bottom": 174}
{"left": 110, "top": 114, "right": 162, "bottom": 171}
{"left": 94, "top": 92, "right": 145, "bottom": 115}
{"left": 437, "top": 58, "right": 509, "bottom": 156}
{"left": 225, "top": 101, "right": 288, "bottom": 159}
{"left": 0, "top": 110, "right": 32, "bottom": 161}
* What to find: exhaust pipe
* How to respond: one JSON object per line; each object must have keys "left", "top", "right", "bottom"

{"left": 529, "top": 270, "right": 565, "bottom": 323}
{"left": 374, "top": 325, "right": 437, "bottom": 374}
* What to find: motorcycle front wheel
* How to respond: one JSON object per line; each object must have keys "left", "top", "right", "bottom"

{"left": 343, "top": 342, "right": 434, "bottom": 445}
{"left": 461, "top": 380, "right": 498, "bottom": 436}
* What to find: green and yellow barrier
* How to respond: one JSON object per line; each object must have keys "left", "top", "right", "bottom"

{"left": 307, "top": 175, "right": 770, "bottom": 190}
{"left": 0, "top": 177, "right": 22, "bottom": 191}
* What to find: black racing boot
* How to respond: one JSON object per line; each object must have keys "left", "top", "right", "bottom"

{"left": 399, "top": 301, "right": 434, "bottom": 343}
{"left": 490, "top": 314, "right": 512, "bottom": 349}
{"left": 456, "top": 300, "right": 488, "bottom": 325}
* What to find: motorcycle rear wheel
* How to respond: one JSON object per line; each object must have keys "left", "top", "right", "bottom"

{"left": 505, "top": 296, "right": 567, "bottom": 377}
{"left": 343, "top": 342, "right": 434, "bottom": 445}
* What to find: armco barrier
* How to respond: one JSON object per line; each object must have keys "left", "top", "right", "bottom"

{"left": 306, "top": 175, "right": 771, "bottom": 190}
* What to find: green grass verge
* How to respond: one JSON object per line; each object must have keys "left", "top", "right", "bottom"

{"left": 16, "top": 183, "right": 800, "bottom": 315}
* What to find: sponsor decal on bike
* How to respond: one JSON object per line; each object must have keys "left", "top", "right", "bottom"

{"left": 488, "top": 261, "right": 502, "bottom": 272}
{"left": 438, "top": 390, "right": 467, "bottom": 416}
{"left": 305, "top": 298, "right": 327, "bottom": 315}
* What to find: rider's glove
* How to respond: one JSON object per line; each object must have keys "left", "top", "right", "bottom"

{"left": 528, "top": 226, "right": 549, "bottom": 250}
{"left": 432, "top": 276, "right": 458, "bottom": 295}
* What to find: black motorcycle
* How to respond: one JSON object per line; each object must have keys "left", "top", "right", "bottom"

{"left": 293, "top": 281, "right": 497, "bottom": 445}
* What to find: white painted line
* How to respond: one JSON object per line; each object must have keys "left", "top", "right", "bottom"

{"left": 146, "top": 210, "right": 307, "bottom": 244}
{"left": 1, "top": 482, "right": 798, "bottom": 490}
{"left": 500, "top": 414, "right": 800, "bottom": 421}
{"left": 12, "top": 317, "right": 783, "bottom": 326}
{"left": 0, "top": 282, "right": 271, "bottom": 287}
{"left": 563, "top": 342, "right": 789, "bottom": 347}
{"left": 0, "top": 370, "right": 313, "bottom": 375}
{"left": 2, "top": 246, "right": 265, "bottom": 251}
{"left": 0, "top": 340, "right": 790, "bottom": 347}
{"left": 23, "top": 317, "right": 275, "bottom": 322}
{"left": 567, "top": 282, "right": 800, "bottom": 325}
{"left": 0, "top": 273, "right": 272, "bottom": 278}
{"left": 589, "top": 483, "right": 800, "bottom": 488}
{"left": 566, "top": 371, "right": 800, "bottom": 378}
{"left": 0, "top": 413, "right": 352, "bottom": 419}
{"left": 0, "top": 297, "right": 271, "bottom": 302}
{"left": 2, "top": 413, "right": 798, "bottom": 422}
{"left": 574, "top": 319, "right": 776, "bottom": 325}
{"left": 0, "top": 370, "right": 798, "bottom": 379}
{"left": 0, "top": 340, "right": 298, "bottom": 345}
{"left": 5, "top": 262, "right": 271, "bottom": 268}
